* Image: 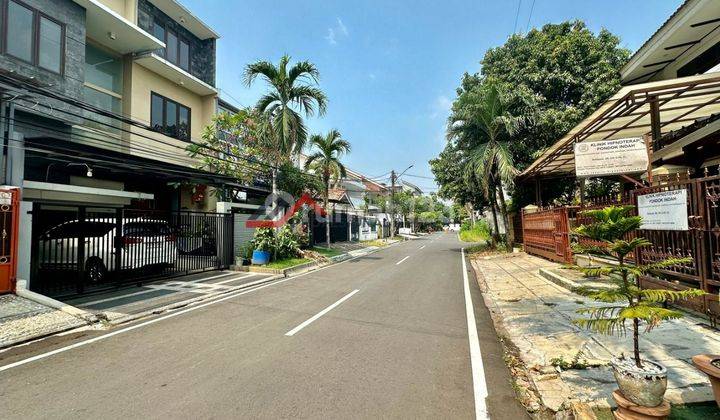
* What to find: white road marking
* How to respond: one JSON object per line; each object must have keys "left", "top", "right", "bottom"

{"left": 77, "top": 273, "right": 255, "bottom": 306}
{"left": 0, "top": 250, "right": 376, "bottom": 373}
{"left": 419, "top": 245, "right": 426, "bottom": 250}
{"left": 215, "top": 273, "right": 260, "bottom": 285}
{"left": 285, "top": 289, "right": 359, "bottom": 336}
{"left": 396, "top": 256, "right": 410, "bottom": 265}
{"left": 462, "top": 247, "right": 489, "bottom": 419}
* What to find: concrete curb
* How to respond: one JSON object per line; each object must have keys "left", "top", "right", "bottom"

{"left": 15, "top": 280, "right": 98, "bottom": 323}
{"left": 538, "top": 268, "right": 614, "bottom": 291}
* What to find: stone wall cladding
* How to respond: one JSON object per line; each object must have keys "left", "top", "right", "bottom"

{"left": 0, "top": 0, "right": 86, "bottom": 126}
{"left": 137, "top": 0, "right": 216, "bottom": 87}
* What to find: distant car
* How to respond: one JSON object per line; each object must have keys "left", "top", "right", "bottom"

{"left": 38, "top": 218, "right": 178, "bottom": 283}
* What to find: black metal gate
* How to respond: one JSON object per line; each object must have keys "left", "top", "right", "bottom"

{"left": 30, "top": 204, "right": 234, "bottom": 298}
{"left": 311, "top": 211, "right": 351, "bottom": 245}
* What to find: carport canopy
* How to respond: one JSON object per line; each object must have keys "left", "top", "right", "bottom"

{"left": 519, "top": 72, "right": 720, "bottom": 180}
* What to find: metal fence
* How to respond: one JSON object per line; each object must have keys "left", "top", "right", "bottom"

{"left": 522, "top": 173, "right": 720, "bottom": 317}
{"left": 30, "top": 204, "right": 234, "bottom": 298}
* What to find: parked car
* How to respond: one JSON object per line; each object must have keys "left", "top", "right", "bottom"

{"left": 37, "top": 218, "right": 178, "bottom": 283}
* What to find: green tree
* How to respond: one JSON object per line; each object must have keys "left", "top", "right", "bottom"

{"left": 304, "top": 130, "right": 351, "bottom": 247}
{"left": 477, "top": 21, "right": 630, "bottom": 206}
{"left": 244, "top": 55, "right": 328, "bottom": 195}
{"left": 448, "top": 82, "right": 522, "bottom": 239}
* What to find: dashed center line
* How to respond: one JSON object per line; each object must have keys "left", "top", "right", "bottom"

{"left": 285, "top": 289, "right": 360, "bottom": 336}
{"left": 419, "top": 245, "right": 426, "bottom": 250}
{"left": 396, "top": 256, "right": 410, "bottom": 265}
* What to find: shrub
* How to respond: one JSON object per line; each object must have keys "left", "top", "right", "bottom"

{"left": 275, "top": 225, "right": 300, "bottom": 260}
{"left": 250, "top": 226, "right": 301, "bottom": 261}
{"left": 251, "top": 228, "right": 275, "bottom": 252}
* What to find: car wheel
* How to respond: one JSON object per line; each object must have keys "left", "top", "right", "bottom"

{"left": 85, "top": 258, "right": 107, "bottom": 283}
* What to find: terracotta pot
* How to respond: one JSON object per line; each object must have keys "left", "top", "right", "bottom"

{"left": 611, "top": 357, "right": 667, "bottom": 407}
{"left": 691, "top": 354, "right": 720, "bottom": 407}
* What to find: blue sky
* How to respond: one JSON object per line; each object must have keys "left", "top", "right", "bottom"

{"left": 183, "top": 0, "right": 682, "bottom": 192}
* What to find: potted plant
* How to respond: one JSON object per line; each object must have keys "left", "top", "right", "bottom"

{"left": 691, "top": 354, "right": 720, "bottom": 407}
{"left": 250, "top": 228, "right": 275, "bottom": 265}
{"left": 571, "top": 205, "right": 705, "bottom": 407}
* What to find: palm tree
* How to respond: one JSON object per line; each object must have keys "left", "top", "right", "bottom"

{"left": 243, "top": 55, "right": 328, "bottom": 195}
{"left": 448, "top": 82, "right": 522, "bottom": 240}
{"left": 304, "top": 130, "right": 351, "bottom": 247}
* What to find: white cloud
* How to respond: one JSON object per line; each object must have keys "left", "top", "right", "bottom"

{"left": 325, "top": 28, "right": 337, "bottom": 45}
{"left": 326, "top": 17, "right": 349, "bottom": 45}
{"left": 430, "top": 95, "right": 452, "bottom": 119}
{"left": 337, "top": 18, "right": 348, "bottom": 36}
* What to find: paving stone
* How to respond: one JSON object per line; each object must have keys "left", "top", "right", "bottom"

{"left": 0, "top": 295, "right": 85, "bottom": 348}
{"left": 472, "top": 252, "right": 720, "bottom": 410}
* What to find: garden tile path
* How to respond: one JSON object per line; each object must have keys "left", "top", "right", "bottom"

{"left": 471, "top": 252, "right": 720, "bottom": 412}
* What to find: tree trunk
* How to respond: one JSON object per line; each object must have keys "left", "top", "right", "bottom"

{"left": 633, "top": 318, "right": 641, "bottom": 368}
{"left": 497, "top": 180, "right": 510, "bottom": 241}
{"left": 325, "top": 177, "right": 331, "bottom": 248}
{"left": 271, "top": 167, "right": 279, "bottom": 230}
{"left": 490, "top": 190, "right": 500, "bottom": 245}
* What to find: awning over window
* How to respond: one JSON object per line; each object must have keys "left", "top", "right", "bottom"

{"left": 519, "top": 72, "right": 720, "bottom": 180}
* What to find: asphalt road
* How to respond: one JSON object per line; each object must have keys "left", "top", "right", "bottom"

{"left": 0, "top": 232, "right": 527, "bottom": 419}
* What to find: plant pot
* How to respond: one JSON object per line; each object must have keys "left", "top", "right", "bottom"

{"left": 251, "top": 250, "right": 271, "bottom": 265}
{"left": 611, "top": 356, "right": 667, "bottom": 407}
{"left": 691, "top": 354, "right": 720, "bottom": 407}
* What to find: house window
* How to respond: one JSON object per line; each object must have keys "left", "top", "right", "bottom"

{"left": 83, "top": 43, "right": 123, "bottom": 131}
{"left": 152, "top": 20, "right": 190, "bottom": 72}
{"left": 3, "top": 0, "right": 65, "bottom": 74}
{"left": 151, "top": 93, "right": 191, "bottom": 141}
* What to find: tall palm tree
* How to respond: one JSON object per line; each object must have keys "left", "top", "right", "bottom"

{"left": 448, "top": 82, "right": 522, "bottom": 240}
{"left": 304, "top": 130, "right": 351, "bottom": 247}
{"left": 243, "top": 55, "right": 328, "bottom": 195}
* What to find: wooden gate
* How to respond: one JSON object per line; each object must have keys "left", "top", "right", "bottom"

{"left": 0, "top": 188, "right": 19, "bottom": 294}
{"left": 521, "top": 207, "right": 573, "bottom": 263}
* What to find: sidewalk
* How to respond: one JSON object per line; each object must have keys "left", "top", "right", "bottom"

{"left": 470, "top": 252, "right": 720, "bottom": 414}
{"left": 0, "top": 294, "right": 88, "bottom": 349}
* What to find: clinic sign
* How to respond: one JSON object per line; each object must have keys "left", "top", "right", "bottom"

{"left": 574, "top": 137, "right": 649, "bottom": 177}
{"left": 637, "top": 189, "right": 688, "bottom": 231}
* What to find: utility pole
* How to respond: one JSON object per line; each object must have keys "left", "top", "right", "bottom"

{"left": 388, "top": 165, "right": 412, "bottom": 239}
{"left": 390, "top": 170, "right": 396, "bottom": 239}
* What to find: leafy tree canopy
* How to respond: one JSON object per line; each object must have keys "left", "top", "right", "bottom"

{"left": 433, "top": 20, "right": 630, "bottom": 210}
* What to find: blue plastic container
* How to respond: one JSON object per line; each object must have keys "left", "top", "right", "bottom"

{"left": 251, "top": 250, "right": 271, "bottom": 265}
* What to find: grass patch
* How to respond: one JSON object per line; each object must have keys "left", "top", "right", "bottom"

{"left": 459, "top": 221, "right": 491, "bottom": 243}
{"left": 311, "top": 246, "right": 343, "bottom": 257}
{"left": 264, "top": 257, "right": 311, "bottom": 269}
{"left": 669, "top": 402, "right": 720, "bottom": 419}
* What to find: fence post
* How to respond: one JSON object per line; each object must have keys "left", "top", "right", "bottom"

{"left": 76, "top": 207, "right": 86, "bottom": 294}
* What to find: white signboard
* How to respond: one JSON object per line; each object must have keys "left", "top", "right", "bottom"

{"left": 574, "top": 137, "right": 649, "bottom": 177}
{"left": 637, "top": 189, "right": 688, "bottom": 231}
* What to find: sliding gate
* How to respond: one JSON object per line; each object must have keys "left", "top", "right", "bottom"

{"left": 30, "top": 204, "right": 233, "bottom": 298}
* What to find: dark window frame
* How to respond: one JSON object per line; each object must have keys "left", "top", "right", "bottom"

{"left": 1, "top": 0, "right": 65, "bottom": 75}
{"left": 150, "top": 92, "right": 191, "bottom": 141}
{"left": 152, "top": 19, "right": 191, "bottom": 73}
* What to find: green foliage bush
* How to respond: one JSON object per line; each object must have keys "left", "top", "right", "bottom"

{"left": 250, "top": 226, "right": 301, "bottom": 262}
{"left": 459, "top": 220, "right": 491, "bottom": 242}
